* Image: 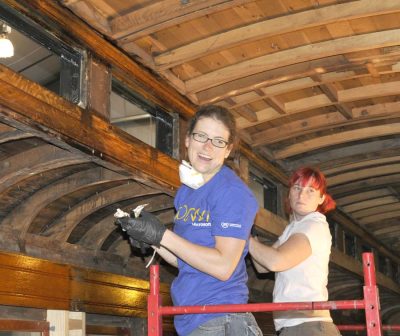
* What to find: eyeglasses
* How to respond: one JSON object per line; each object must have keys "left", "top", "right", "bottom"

{"left": 191, "top": 132, "right": 229, "bottom": 148}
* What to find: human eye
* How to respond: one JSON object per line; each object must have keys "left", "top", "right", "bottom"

{"left": 292, "top": 185, "right": 301, "bottom": 191}
{"left": 214, "top": 138, "right": 226, "bottom": 147}
{"left": 195, "top": 132, "right": 207, "bottom": 140}
{"left": 307, "top": 187, "right": 316, "bottom": 194}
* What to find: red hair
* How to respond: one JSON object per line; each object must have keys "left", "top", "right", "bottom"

{"left": 286, "top": 167, "right": 336, "bottom": 214}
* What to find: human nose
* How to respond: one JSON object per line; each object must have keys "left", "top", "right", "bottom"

{"left": 202, "top": 138, "right": 214, "bottom": 148}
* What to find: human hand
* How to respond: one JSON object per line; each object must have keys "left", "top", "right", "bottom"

{"left": 115, "top": 211, "right": 166, "bottom": 247}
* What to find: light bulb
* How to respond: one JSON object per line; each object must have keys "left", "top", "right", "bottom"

{"left": 0, "top": 35, "right": 14, "bottom": 58}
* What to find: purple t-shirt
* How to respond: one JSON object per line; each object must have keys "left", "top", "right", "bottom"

{"left": 171, "top": 165, "right": 258, "bottom": 335}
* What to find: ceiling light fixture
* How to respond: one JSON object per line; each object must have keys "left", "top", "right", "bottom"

{"left": 0, "top": 22, "right": 14, "bottom": 58}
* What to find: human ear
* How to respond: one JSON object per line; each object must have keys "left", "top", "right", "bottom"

{"left": 185, "top": 135, "right": 190, "bottom": 149}
{"left": 319, "top": 194, "right": 326, "bottom": 205}
{"left": 224, "top": 144, "right": 233, "bottom": 159}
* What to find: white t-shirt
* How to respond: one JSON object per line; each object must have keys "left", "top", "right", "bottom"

{"left": 273, "top": 212, "right": 333, "bottom": 331}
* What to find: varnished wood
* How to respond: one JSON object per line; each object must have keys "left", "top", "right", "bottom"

{"left": 154, "top": 0, "right": 400, "bottom": 69}
{"left": 0, "top": 66, "right": 181, "bottom": 190}
{"left": 0, "top": 251, "right": 172, "bottom": 316}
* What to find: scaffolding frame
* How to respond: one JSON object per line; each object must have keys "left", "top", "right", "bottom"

{"left": 148, "top": 252, "right": 398, "bottom": 336}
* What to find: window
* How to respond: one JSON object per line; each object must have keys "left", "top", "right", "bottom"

{"left": 0, "top": 3, "right": 84, "bottom": 105}
{"left": 110, "top": 79, "right": 177, "bottom": 157}
{"left": 249, "top": 171, "right": 278, "bottom": 214}
{"left": 344, "top": 232, "right": 355, "bottom": 257}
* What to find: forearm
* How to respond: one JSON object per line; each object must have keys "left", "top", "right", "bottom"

{"left": 249, "top": 238, "right": 281, "bottom": 272}
{"left": 160, "top": 230, "right": 244, "bottom": 281}
{"left": 249, "top": 234, "right": 312, "bottom": 272}
{"left": 153, "top": 245, "right": 178, "bottom": 267}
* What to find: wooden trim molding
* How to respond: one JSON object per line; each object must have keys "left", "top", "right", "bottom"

{"left": 0, "top": 251, "right": 171, "bottom": 317}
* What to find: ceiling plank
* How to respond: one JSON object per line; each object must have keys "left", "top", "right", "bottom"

{"left": 273, "top": 122, "right": 400, "bottom": 159}
{"left": 342, "top": 196, "right": 398, "bottom": 213}
{"left": 111, "top": 0, "right": 254, "bottom": 40}
{"left": 58, "top": 0, "right": 111, "bottom": 34}
{"left": 252, "top": 112, "right": 346, "bottom": 146}
{"left": 154, "top": 0, "right": 400, "bottom": 69}
{"left": 185, "top": 29, "right": 400, "bottom": 93}
{"left": 336, "top": 189, "right": 393, "bottom": 206}
{"left": 328, "top": 163, "right": 400, "bottom": 186}
{"left": 338, "top": 81, "right": 400, "bottom": 102}
{"left": 359, "top": 209, "right": 400, "bottom": 225}
{"left": 353, "top": 202, "right": 400, "bottom": 219}
{"left": 195, "top": 55, "right": 348, "bottom": 104}
{"left": 324, "top": 156, "right": 400, "bottom": 175}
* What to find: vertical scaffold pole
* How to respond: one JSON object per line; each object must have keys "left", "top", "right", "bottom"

{"left": 148, "top": 265, "right": 162, "bottom": 336}
{"left": 363, "top": 252, "right": 382, "bottom": 336}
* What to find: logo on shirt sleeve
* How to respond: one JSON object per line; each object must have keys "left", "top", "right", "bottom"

{"left": 221, "top": 222, "right": 242, "bottom": 229}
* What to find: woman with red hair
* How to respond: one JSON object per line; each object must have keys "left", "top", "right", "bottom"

{"left": 249, "top": 167, "right": 341, "bottom": 336}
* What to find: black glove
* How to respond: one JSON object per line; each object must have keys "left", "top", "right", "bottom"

{"left": 128, "top": 237, "right": 152, "bottom": 258}
{"left": 115, "top": 211, "right": 166, "bottom": 247}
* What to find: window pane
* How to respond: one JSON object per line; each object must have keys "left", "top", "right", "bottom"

{"left": 110, "top": 80, "right": 175, "bottom": 157}
{"left": 0, "top": 3, "right": 83, "bottom": 104}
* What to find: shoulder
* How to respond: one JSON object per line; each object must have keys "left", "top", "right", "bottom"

{"left": 294, "top": 212, "right": 330, "bottom": 241}
{"left": 214, "top": 166, "right": 256, "bottom": 199}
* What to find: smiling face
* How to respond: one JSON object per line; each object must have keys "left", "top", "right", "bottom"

{"left": 289, "top": 178, "right": 326, "bottom": 220}
{"left": 185, "top": 116, "right": 232, "bottom": 182}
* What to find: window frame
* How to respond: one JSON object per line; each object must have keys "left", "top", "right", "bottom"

{"left": 0, "top": 2, "right": 85, "bottom": 106}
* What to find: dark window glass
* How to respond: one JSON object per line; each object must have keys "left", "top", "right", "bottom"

{"left": 250, "top": 173, "right": 278, "bottom": 214}
{"left": 110, "top": 79, "right": 175, "bottom": 157}
{"left": 344, "top": 233, "right": 355, "bottom": 257}
{"left": 0, "top": 3, "right": 83, "bottom": 104}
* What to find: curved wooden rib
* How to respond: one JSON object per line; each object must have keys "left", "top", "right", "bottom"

{"left": 273, "top": 123, "right": 400, "bottom": 159}
{"left": 185, "top": 29, "right": 400, "bottom": 93}
{"left": 0, "top": 144, "right": 90, "bottom": 196}
{"left": 79, "top": 194, "right": 174, "bottom": 250}
{"left": 1, "top": 167, "right": 129, "bottom": 235}
{"left": 46, "top": 183, "right": 160, "bottom": 241}
{"left": 155, "top": 1, "right": 400, "bottom": 69}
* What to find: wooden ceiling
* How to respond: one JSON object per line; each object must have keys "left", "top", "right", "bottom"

{"left": 59, "top": 0, "right": 400, "bottom": 256}
{"left": 0, "top": 0, "right": 398, "bottom": 327}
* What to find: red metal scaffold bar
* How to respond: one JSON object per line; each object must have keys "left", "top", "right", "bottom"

{"left": 338, "top": 325, "right": 400, "bottom": 332}
{"left": 148, "top": 252, "right": 388, "bottom": 336}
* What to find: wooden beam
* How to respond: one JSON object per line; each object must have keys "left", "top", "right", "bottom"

{"left": 327, "top": 163, "right": 400, "bottom": 186}
{"left": 195, "top": 56, "right": 347, "bottom": 104}
{"left": 353, "top": 203, "right": 400, "bottom": 219}
{"left": 48, "top": 183, "right": 160, "bottom": 241}
{"left": 0, "top": 65, "right": 181, "bottom": 190}
{"left": 359, "top": 209, "right": 400, "bottom": 225}
{"left": 154, "top": 0, "right": 400, "bottom": 69}
{"left": 342, "top": 196, "right": 398, "bottom": 213}
{"left": 1, "top": 167, "right": 130, "bottom": 235}
{"left": 185, "top": 29, "right": 400, "bottom": 93}
{"left": 273, "top": 122, "right": 400, "bottom": 159}
{"left": 239, "top": 143, "right": 288, "bottom": 185}
{"left": 324, "top": 155, "right": 400, "bottom": 176}
{"left": 330, "top": 249, "right": 400, "bottom": 295}
{"left": 58, "top": 0, "right": 111, "bottom": 35}
{"left": 331, "top": 211, "right": 400, "bottom": 264}
{"left": 336, "top": 189, "right": 393, "bottom": 207}
{"left": 5, "top": 0, "right": 195, "bottom": 120}
{"left": 111, "top": 0, "right": 254, "bottom": 40}
{"left": 338, "top": 81, "right": 400, "bottom": 102}
{"left": 330, "top": 173, "right": 400, "bottom": 196}
{"left": 252, "top": 112, "right": 346, "bottom": 147}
